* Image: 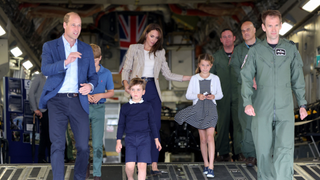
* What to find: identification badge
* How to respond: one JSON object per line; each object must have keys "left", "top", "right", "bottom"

{"left": 241, "top": 54, "right": 248, "bottom": 69}
{"left": 275, "top": 48, "right": 286, "bottom": 56}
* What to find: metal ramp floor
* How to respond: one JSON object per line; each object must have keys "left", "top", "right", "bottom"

{"left": 0, "top": 162, "right": 320, "bottom": 180}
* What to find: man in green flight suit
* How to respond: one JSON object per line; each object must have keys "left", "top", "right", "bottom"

{"left": 241, "top": 10, "right": 308, "bottom": 180}
{"left": 210, "top": 29, "right": 244, "bottom": 162}
{"left": 231, "top": 21, "right": 261, "bottom": 167}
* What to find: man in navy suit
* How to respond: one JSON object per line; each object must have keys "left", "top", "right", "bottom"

{"left": 39, "top": 12, "right": 98, "bottom": 180}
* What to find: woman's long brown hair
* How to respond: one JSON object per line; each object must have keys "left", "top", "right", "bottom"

{"left": 137, "top": 23, "right": 163, "bottom": 57}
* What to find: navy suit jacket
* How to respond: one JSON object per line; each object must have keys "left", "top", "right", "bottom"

{"left": 39, "top": 36, "right": 98, "bottom": 114}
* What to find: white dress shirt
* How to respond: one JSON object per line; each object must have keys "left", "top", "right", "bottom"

{"left": 58, "top": 34, "right": 79, "bottom": 93}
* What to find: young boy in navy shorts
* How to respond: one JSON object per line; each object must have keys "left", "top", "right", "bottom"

{"left": 116, "top": 78, "right": 162, "bottom": 180}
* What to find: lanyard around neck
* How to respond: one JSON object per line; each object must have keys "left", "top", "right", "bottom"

{"left": 245, "top": 38, "right": 257, "bottom": 49}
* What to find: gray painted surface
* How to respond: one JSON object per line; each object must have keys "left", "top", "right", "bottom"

{"left": 0, "top": 162, "right": 319, "bottom": 180}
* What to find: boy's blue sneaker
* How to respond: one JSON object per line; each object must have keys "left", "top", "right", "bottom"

{"left": 207, "top": 168, "right": 214, "bottom": 178}
{"left": 203, "top": 166, "right": 209, "bottom": 174}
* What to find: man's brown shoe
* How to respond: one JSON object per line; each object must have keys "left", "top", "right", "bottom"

{"left": 94, "top": 176, "right": 101, "bottom": 180}
{"left": 215, "top": 154, "right": 230, "bottom": 162}
{"left": 246, "top": 157, "right": 256, "bottom": 167}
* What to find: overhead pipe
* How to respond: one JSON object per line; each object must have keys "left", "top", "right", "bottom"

{"left": 168, "top": 4, "right": 216, "bottom": 17}
{"left": 18, "top": 3, "right": 40, "bottom": 10}
{"left": 20, "top": 4, "right": 104, "bottom": 18}
{"left": 138, "top": 5, "right": 171, "bottom": 23}
{"left": 196, "top": 2, "right": 255, "bottom": 22}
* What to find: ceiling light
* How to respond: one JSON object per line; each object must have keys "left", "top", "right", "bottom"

{"left": 10, "top": 47, "right": 23, "bottom": 57}
{"left": 0, "top": 26, "right": 5, "bottom": 36}
{"left": 280, "top": 22, "right": 293, "bottom": 36}
{"left": 302, "top": 0, "right": 320, "bottom": 12}
{"left": 22, "top": 60, "right": 33, "bottom": 70}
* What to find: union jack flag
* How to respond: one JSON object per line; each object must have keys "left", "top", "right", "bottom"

{"left": 118, "top": 14, "right": 148, "bottom": 73}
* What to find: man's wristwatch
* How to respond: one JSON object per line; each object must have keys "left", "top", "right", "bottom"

{"left": 300, "top": 104, "right": 307, "bottom": 110}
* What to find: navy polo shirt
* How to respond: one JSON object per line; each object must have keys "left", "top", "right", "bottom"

{"left": 89, "top": 64, "right": 114, "bottom": 103}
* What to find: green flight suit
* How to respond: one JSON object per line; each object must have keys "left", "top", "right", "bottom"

{"left": 210, "top": 48, "right": 241, "bottom": 157}
{"left": 230, "top": 38, "right": 261, "bottom": 159}
{"left": 240, "top": 38, "right": 307, "bottom": 180}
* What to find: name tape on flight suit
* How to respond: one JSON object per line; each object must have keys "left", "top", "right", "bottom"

{"left": 275, "top": 48, "right": 286, "bottom": 56}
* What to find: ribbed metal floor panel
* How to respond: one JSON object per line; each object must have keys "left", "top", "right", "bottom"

{"left": 0, "top": 162, "right": 319, "bottom": 180}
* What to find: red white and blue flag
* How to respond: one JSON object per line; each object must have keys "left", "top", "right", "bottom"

{"left": 118, "top": 14, "right": 147, "bottom": 73}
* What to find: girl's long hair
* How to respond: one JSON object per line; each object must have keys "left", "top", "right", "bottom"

{"left": 137, "top": 23, "right": 163, "bottom": 57}
{"left": 195, "top": 53, "right": 214, "bottom": 73}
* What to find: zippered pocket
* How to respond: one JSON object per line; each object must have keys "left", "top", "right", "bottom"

{"left": 260, "top": 56, "right": 272, "bottom": 68}
{"left": 278, "top": 56, "right": 289, "bottom": 68}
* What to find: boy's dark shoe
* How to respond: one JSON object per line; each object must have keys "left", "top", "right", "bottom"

{"left": 94, "top": 176, "right": 101, "bottom": 180}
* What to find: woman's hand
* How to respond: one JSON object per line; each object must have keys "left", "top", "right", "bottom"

{"left": 123, "top": 80, "right": 130, "bottom": 94}
{"left": 116, "top": 140, "right": 122, "bottom": 153}
{"left": 182, "top": 76, "right": 192, "bottom": 81}
{"left": 155, "top": 139, "right": 162, "bottom": 151}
